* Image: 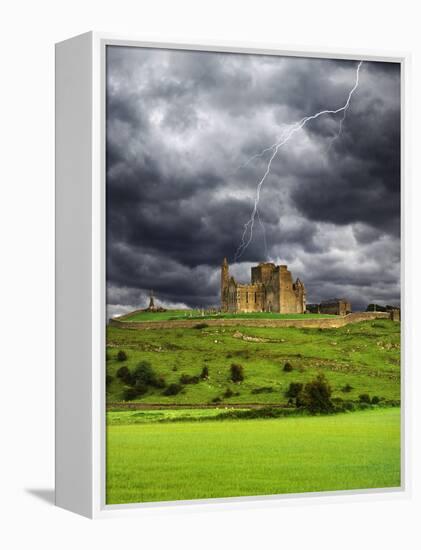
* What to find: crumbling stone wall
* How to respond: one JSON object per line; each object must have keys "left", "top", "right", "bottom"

{"left": 110, "top": 311, "right": 391, "bottom": 331}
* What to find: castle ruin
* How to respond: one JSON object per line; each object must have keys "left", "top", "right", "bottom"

{"left": 220, "top": 258, "right": 306, "bottom": 314}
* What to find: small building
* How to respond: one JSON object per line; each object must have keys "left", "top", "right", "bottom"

{"left": 319, "top": 298, "right": 352, "bottom": 316}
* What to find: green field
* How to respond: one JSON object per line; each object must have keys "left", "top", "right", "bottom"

{"left": 106, "top": 319, "right": 400, "bottom": 406}
{"left": 106, "top": 317, "right": 400, "bottom": 504}
{"left": 120, "top": 309, "right": 334, "bottom": 322}
{"left": 106, "top": 408, "right": 401, "bottom": 504}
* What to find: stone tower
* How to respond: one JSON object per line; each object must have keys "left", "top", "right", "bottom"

{"left": 221, "top": 257, "right": 229, "bottom": 312}
{"left": 293, "top": 278, "right": 306, "bottom": 313}
{"left": 220, "top": 259, "right": 306, "bottom": 314}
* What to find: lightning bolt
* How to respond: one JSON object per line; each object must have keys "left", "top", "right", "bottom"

{"left": 234, "top": 60, "right": 363, "bottom": 261}
{"left": 327, "top": 102, "right": 349, "bottom": 152}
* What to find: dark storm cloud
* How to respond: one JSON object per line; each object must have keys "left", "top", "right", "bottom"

{"left": 106, "top": 46, "right": 401, "bottom": 315}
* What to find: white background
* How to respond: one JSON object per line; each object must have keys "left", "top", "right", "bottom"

{"left": 0, "top": 0, "right": 420, "bottom": 548}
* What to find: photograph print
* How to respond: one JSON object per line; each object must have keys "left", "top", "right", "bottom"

{"left": 105, "top": 45, "right": 401, "bottom": 505}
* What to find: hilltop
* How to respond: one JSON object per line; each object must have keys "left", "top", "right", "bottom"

{"left": 106, "top": 318, "right": 400, "bottom": 408}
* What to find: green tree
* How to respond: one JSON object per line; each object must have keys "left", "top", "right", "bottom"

{"left": 132, "top": 361, "right": 158, "bottom": 387}
{"left": 300, "top": 374, "right": 333, "bottom": 414}
{"left": 116, "top": 365, "right": 132, "bottom": 385}
{"left": 285, "top": 382, "right": 303, "bottom": 399}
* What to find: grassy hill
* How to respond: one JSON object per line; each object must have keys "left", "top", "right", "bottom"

{"left": 118, "top": 309, "right": 334, "bottom": 322}
{"left": 106, "top": 318, "right": 400, "bottom": 407}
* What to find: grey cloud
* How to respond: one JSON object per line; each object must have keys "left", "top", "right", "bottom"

{"left": 106, "top": 46, "right": 401, "bottom": 313}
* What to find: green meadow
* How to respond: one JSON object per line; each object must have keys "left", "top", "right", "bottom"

{"left": 106, "top": 316, "right": 401, "bottom": 504}
{"left": 106, "top": 408, "right": 401, "bottom": 504}
{"left": 106, "top": 319, "right": 400, "bottom": 406}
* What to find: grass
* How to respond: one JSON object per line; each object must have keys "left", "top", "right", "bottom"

{"left": 106, "top": 407, "right": 401, "bottom": 504}
{"left": 119, "top": 309, "right": 334, "bottom": 322}
{"left": 106, "top": 319, "right": 400, "bottom": 406}
{"left": 107, "top": 408, "right": 250, "bottom": 425}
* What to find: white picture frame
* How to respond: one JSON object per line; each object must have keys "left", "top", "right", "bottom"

{"left": 55, "top": 31, "right": 410, "bottom": 519}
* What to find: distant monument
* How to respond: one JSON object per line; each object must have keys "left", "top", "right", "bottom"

{"left": 221, "top": 258, "right": 306, "bottom": 314}
{"left": 143, "top": 290, "right": 166, "bottom": 313}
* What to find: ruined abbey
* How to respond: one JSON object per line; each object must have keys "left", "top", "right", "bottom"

{"left": 220, "top": 258, "right": 306, "bottom": 314}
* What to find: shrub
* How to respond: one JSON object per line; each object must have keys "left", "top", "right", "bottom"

{"left": 285, "top": 382, "right": 304, "bottom": 399}
{"left": 283, "top": 362, "right": 293, "bottom": 372}
{"left": 223, "top": 388, "right": 234, "bottom": 398}
{"left": 200, "top": 365, "right": 209, "bottom": 379}
{"left": 133, "top": 382, "right": 148, "bottom": 396}
{"left": 211, "top": 396, "right": 222, "bottom": 403}
{"left": 234, "top": 350, "right": 250, "bottom": 359}
{"left": 385, "top": 399, "right": 400, "bottom": 407}
{"left": 193, "top": 323, "right": 209, "bottom": 329}
{"left": 359, "top": 393, "right": 371, "bottom": 404}
{"left": 106, "top": 374, "right": 113, "bottom": 387}
{"left": 116, "top": 366, "right": 132, "bottom": 385}
{"left": 163, "top": 383, "right": 183, "bottom": 396}
{"left": 132, "top": 361, "right": 159, "bottom": 387}
{"left": 251, "top": 386, "right": 274, "bottom": 394}
{"left": 300, "top": 374, "right": 334, "bottom": 414}
{"left": 218, "top": 407, "right": 305, "bottom": 421}
{"left": 154, "top": 376, "right": 166, "bottom": 389}
{"left": 179, "top": 374, "right": 200, "bottom": 385}
{"left": 123, "top": 387, "right": 139, "bottom": 401}
{"left": 230, "top": 363, "right": 244, "bottom": 383}
{"left": 172, "top": 365, "right": 178, "bottom": 372}
{"left": 341, "top": 383, "right": 353, "bottom": 393}
{"left": 371, "top": 396, "right": 382, "bottom": 405}
{"left": 132, "top": 380, "right": 148, "bottom": 395}
{"left": 117, "top": 350, "right": 128, "bottom": 362}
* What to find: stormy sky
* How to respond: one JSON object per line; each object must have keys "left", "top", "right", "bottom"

{"left": 106, "top": 46, "right": 401, "bottom": 317}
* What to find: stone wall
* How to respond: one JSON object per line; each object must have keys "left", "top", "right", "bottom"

{"left": 278, "top": 266, "right": 297, "bottom": 313}
{"left": 236, "top": 284, "right": 264, "bottom": 313}
{"left": 109, "top": 311, "right": 391, "bottom": 331}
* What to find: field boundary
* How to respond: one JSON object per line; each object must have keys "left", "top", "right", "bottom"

{"left": 106, "top": 402, "right": 288, "bottom": 410}
{"left": 109, "top": 311, "right": 391, "bottom": 330}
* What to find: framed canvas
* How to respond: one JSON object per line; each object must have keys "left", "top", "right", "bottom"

{"left": 55, "top": 32, "right": 410, "bottom": 518}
